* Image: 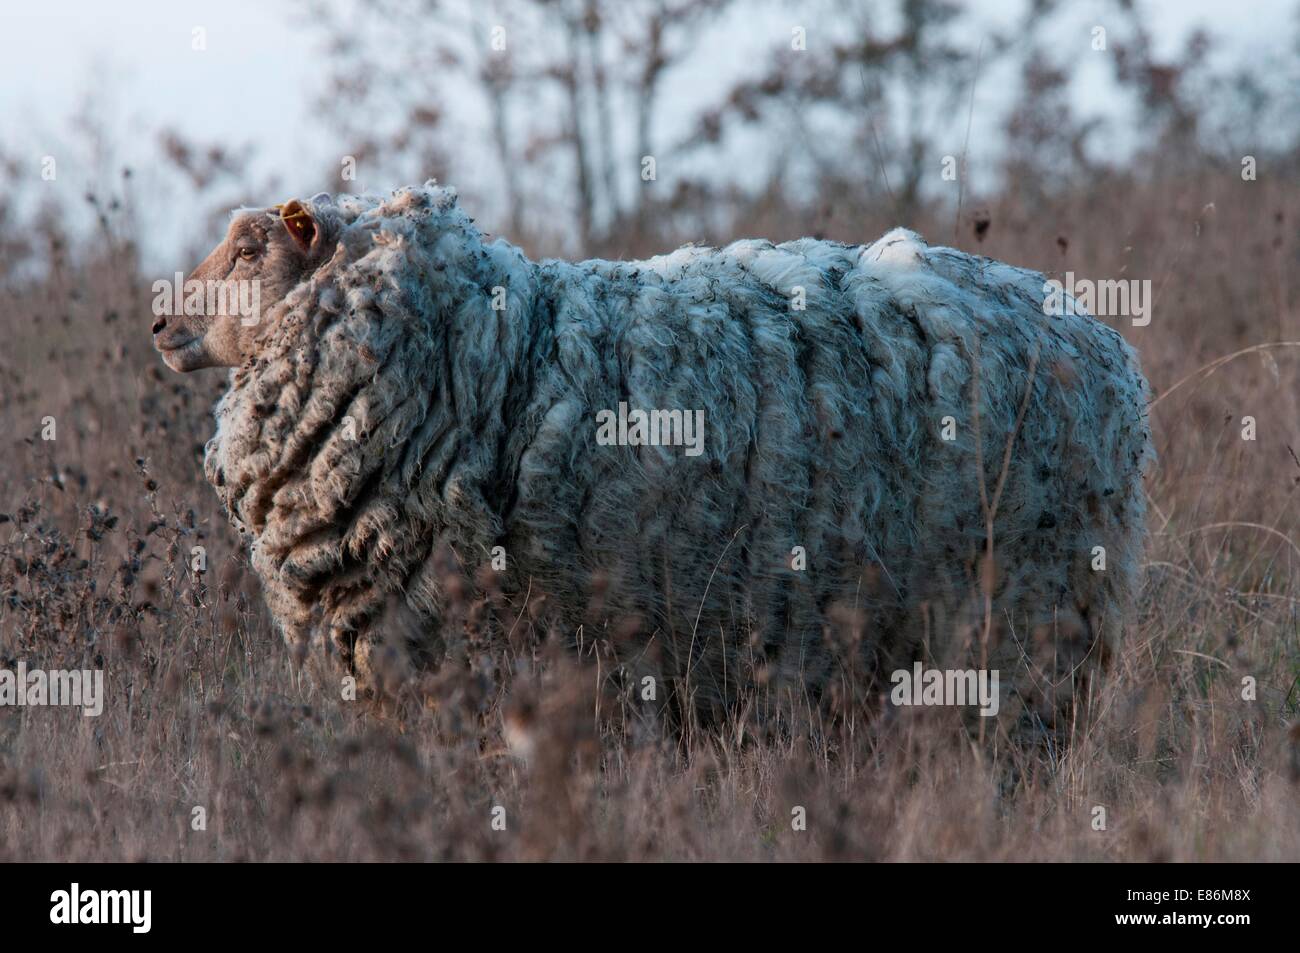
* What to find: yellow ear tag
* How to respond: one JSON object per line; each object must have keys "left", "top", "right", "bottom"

{"left": 278, "top": 200, "right": 316, "bottom": 249}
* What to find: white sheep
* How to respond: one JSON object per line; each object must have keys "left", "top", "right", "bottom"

{"left": 153, "top": 183, "right": 1154, "bottom": 728}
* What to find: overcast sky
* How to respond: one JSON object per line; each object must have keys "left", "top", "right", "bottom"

{"left": 2, "top": 0, "right": 1294, "bottom": 265}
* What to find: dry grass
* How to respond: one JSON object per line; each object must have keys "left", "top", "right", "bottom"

{"left": 0, "top": 166, "right": 1297, "bottom": 862}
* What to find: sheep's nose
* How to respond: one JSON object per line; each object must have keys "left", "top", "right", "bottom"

{"left": 152, "top": 317, "right": 167, "bottom": 334}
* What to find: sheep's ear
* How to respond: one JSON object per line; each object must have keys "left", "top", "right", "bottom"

{"left": 279, "top": 199, "right": 317, "bottom": 254}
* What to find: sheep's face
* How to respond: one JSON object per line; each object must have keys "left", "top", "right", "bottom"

{"left": 153, "top": 199, "right": 329, "bottom": 372}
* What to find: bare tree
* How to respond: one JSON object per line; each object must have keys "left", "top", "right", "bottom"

{"left": 302, "top": 0, "right": 734, "bottom": 253}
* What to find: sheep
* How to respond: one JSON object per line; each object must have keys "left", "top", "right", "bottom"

{"left": 153, "top": 182, "right": 1154, "bottom": 729}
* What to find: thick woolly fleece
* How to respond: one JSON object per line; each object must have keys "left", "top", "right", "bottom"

{"left": 205, "top": 182, "right": 1153, "bottom": 722}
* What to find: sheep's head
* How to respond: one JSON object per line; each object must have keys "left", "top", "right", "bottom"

{"left": 153, "top": 199, "right": 332, "bottom": 372}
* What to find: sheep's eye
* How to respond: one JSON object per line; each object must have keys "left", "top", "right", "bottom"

{"left": 238, "top": 247, "right": 258, "bottom": 261}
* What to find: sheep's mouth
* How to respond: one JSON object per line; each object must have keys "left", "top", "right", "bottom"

{"left": 155, "top": 335, "right": 203, "bottom": 371}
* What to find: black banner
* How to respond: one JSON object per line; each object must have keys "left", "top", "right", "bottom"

{"left": 2, "top": 863, "right": 1279, "bottom": 939}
